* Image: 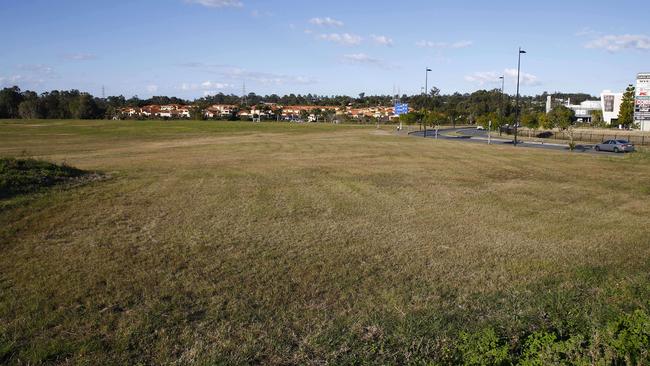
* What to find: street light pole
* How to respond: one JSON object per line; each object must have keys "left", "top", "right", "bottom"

{"left": 499, "top": 76, "right": 505, "bottom": 136}
{"left": 423, "top": 67, "right": 431, "bottom": 138}
{"left": 514, "top": 47, "right": 526, "bottom": 146}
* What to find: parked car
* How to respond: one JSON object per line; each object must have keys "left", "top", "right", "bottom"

{"left": 594, "top": 140, "right": 635, "bottom": 153}
{"left": 476, "top": 125, "right": 485, "bottom": 130}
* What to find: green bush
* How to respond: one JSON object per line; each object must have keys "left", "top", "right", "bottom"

{"left": 457, "top": 328, "right": 510, "bottom": 365}
{"left": 607, "top": 310, "right": 650, "bottom": 365}
{"left": 453, "top": 310, "right": 650, "bottom": 365}
{"left": 0, "top": 158, "right": 88, "bottom": 199}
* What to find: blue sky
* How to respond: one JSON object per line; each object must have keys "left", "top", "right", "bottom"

{"left": 1, "top": 0, "right": 648, "bottom": 99}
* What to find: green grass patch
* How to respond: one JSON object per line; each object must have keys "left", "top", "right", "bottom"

{"left": 0, "top": 158, "right": 92, "bottom": 199}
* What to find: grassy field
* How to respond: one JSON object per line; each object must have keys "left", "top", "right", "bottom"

{"left": 1, "top": 120, "right": 649, "bottom": 364}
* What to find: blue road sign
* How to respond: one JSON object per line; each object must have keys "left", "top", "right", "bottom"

{"left": 394, "top": 103, "right": 409, "bottom": 116}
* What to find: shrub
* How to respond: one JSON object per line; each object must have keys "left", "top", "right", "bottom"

{"left": 0, "top": 158, "right": 88, "bottom": 199}
{"left": 457, "top": 328, "right": 510, "bottom": 365}
{"left": 607, "top": 310, "right": 650, "bottom": 365}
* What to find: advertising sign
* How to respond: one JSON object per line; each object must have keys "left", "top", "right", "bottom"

{"left": 604, "top": 95, "right": 615, "bottom": 112}
{"left": 635, "top": 73, "right": 650, "bottom": 124}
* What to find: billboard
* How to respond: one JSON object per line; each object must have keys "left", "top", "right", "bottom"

{"left": 604, "top": 95, "right": 615, "bottom": 112}
{"left": 635, "top": 73, "right": 650, "bottom": 123}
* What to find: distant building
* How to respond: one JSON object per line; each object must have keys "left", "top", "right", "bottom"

{"left": 565, "top": 99, "right": 602, "bottom": 123}
{"left": 635, "top": 72, "right": 650, "bottom": 131}
{"left": 600, "top": 90, "right": 623, "bottom": 125}
{"left": 204, "top": 104, "right": 237, "bottom": 118}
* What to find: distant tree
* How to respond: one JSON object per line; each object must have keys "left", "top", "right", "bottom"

{"left": 18, "top": 100, "right": 41, "bottom": 119}
{"left": 591, "top": 109, "right": 605, "bottom": 127}
{"left": 323, "top": 109, "right": 335, "bottom": 123}
{"left": 476, "top": 114, "right": 490, "bottom": 129}
{"left": 618, "top": 84, "right": 635, "bottom": 128}
{"left": 189, "top": 105, "right": 205, "bottom": 120}
{"left": 272, "top": 107, "right": 283, "bottom": 121}
{"left": 424, "top": 110, "right": 445, "bottom": 126}
{"left": 0, "top": 86, "right": 23, "bottom": 118}
{"left": 475, "top": 112, "right": 500, "bottom": 130}
{"left": 548, "top": 105, "right": 577, "bottom": 149}
{"left": 539, "top": 113, "right": 551, "bottom": 130}
{"left": 521, "top": 113, "right": 539, "bottom": 130}
{"left": 400, "top": 112, "right": 421, "bottom": 125}
{"left": 547, "top": 105, "right": 575, "bottom": 130}
{"left": 74, "top": 93, "right": 99, "bottom": 119}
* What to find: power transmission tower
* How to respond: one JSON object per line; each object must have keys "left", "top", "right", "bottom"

{"left": 242, "top": 81, "right": 247, "bottom": 106}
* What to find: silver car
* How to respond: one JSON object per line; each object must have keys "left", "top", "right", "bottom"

{"left": 594, "top": 140, "right": 635, "bottom": 153}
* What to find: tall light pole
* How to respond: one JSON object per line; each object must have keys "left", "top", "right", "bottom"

{"left": 423, "top": 67, "right": 432, "bottom": 137}
{"left": 499, "top": 76, "right": 505, "bottom": 136}
{"left": 514, "top": 47, "right": 526, "bottom": 146}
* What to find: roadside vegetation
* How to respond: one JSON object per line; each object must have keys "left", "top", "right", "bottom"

{"left": 1, "top": 120, "right": 649, "bottom": 364}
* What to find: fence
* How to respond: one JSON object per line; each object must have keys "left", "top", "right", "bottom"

{"left": 514, "top": 129, "right": 650, "bottom": 146}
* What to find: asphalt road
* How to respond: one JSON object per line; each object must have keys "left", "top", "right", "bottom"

{"left": 409, "top": 127, "right": 621, "bottom": 155}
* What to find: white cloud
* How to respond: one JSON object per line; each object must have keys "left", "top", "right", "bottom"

{"left": 309, "top": 17, "right": 344, "bottom": 27}
{"left": 18, "top": 64, "right": 55, "bottom": 75}
{"left": 504, "top": 68, "right": 540, "bottom": 86}
{"left": 177, "top": 62, "right": 315, "bottom": 86}
{"left": 63, "top": 53, "right": 97, "bottom": 61}
{"left": 371, "top": 34, "right": 393, "bottom": 47}
{"left": 416, "top": 40, "right": 473, "bottom": 49}
{"left": 318, "top": 33, "right": 363, "bottom": 45}
{"left": 146, "top": 85, "right": 159, "bottom": 93}
{"left": 0, "top": 75, "right": 25, "bottom": 87}
{"left": 575, "top": 27, "right": 599, "bottom": 37}
{"left": 186, "top": 0, "right": 243, "bottom": 7}
{"left": 343, "top": 53, "right": 380, "bottom": 64}
{"left": 222, "top": 68, "right": 314, "bottom": 85}
{"left": 201, "top": 81, "right": 229, "bottom": 89}
{"left": 181, "top": 81, "right": 231, "bottom": 91}
{"left": 450, "top": 40, "right": 473, "bottom": 49}
{"left": 0, "top": 65, "right": 56, "bottom": 87}
{"left": 465, "top": 69, "right": 540, "bottom": 87}
{"left": 585, "top": 34, "right": 650, "bottom": 52}
{"left": 464, "top": 71, "right": 502, "bottom": 86}
{"left": 342, "top": 53, "right": 395, "bottom": 70}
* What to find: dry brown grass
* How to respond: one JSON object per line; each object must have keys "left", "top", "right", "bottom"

{"left": 1, "top": 120, "right": 649, "bottom": 364}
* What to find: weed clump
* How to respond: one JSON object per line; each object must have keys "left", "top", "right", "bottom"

{"left": 0, "top": 158, "right": 91, "bottom": 199}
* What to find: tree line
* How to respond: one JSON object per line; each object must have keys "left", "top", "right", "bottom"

{"left": 0, "top": 84, "right": 619, "bottom": 126}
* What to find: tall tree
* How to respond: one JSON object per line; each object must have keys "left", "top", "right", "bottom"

{"left": 521, "top": 113, "right": 539, "bottom": 130}
{"left": 618, "top": 84, "right": 635, "bottom": 128}
{"left": 0, "top": 86, "right": 23, "bottom": 118}
{"left": 547, "top": 105, "right": 575, "bottom": 130}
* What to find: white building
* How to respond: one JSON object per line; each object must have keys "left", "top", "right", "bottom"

{"left": 566, "top": 99, "right": 602, "bottom": 123}
{"left": 600, "top": 90, "right": 623, "bottom": 125}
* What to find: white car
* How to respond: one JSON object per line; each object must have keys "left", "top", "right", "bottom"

{"left": 476, "top": 125, "right": 485, "bottom": 130}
